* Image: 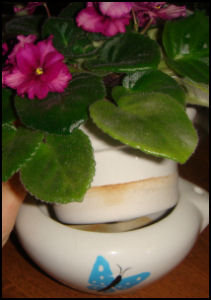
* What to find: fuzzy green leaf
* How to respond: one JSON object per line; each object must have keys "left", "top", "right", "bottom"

{"left": 2, "top": 88, "right": 17, "bottom": 124}
{"left": 42, "top": 17, "right": 98, "bottom": 57}
{"left": 163, "top": 11, "right": 209, "bottom": 84}
{"left": 20, "top": 129, "right": 95, "bottom": 203}
{"left": 90, "top": 93, "right": 198, "bottom": 164}
{"left": 14, "top": 73, "right": 106, "bottom": 135}
{"left": 2, "top": 124, "right": 43, "bottom": 181}
{"left": 84, "top": 32, "right": 161, "bottom": 73}
{"left": 114, "top": 70, "right": 185, "bottom": 106}
{"left": 5, "top": 16, "right": 44, "bottom": 38}
{"left": 183, "top": 79, "right": 209, "bottom": 107}
{"left": 59, "top": 2, "right": 85, "bottom": 18}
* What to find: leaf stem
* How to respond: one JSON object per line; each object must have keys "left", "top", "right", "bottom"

{"left": 131, "top": 8, "right": 139, "bottom": 33}
{"left": 43, "top": 2, "right": 51, "bottom": 17}
{"left": 141, "top": 18, "right": 153, "bottom": 34}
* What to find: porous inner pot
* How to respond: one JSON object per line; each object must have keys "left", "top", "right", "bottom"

{"left": 66, "top": 216, "right": 153, "bottom": 233}
{"left": 47, "top": 205, "right": 173, "bottom": 233}
{"left": 39, "top": 201, "right": 174, "bottom": 233}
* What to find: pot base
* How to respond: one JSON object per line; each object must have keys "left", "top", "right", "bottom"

{"left": 15, "top": 178, "right": 209, "bottom": 295}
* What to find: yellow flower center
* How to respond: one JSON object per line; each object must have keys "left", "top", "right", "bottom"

{"left": 35, "top": 67, "right": 44, "bottom": 75}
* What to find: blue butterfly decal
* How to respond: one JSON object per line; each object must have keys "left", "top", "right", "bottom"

{"left": 87, "top": 255, "right": 150, "bottom": 293}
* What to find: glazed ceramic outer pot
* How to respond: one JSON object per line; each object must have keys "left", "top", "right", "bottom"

{"left": 16, "top": 107, "right": 208, "bottom": 295}
{"left": 15, "top": 178, "right": 209, "bottom": 295}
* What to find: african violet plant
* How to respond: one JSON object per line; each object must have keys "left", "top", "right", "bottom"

{"left": 2, "top": 2, "right": 209, "bottom": 204}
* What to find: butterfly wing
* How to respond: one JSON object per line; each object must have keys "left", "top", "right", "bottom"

{"left": 115, "top": 272, "right": 151, "bottom": 290}
{"left": 87, "top": 255, "right": 115, "bottom": 292}
{"left": 87, "top": 255, "right": 151, "bottom": 293}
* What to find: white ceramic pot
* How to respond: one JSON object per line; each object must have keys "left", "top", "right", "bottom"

{"left": 15, "top": 178, "right": 209, "bottom": 295}
{"left": 53, "top": 108, "right": 197, "bottom": 225}
{"left": 16, "top": 107, "right": 208, "bottom": 295}
{"left": 53, "top": 120, "right": 179, "bottom": 224}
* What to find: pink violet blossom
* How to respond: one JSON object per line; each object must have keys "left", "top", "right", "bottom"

{"left": 7, "top": 34, "right": 37, "bottom": 65}
{"left": 2, "top": 43, "right": 8, "bottom": 56}
{"left": 157, "top": 4, "right": 187, "bottom": 20}
{"left": 4, "top": 36, "right": 72, "bottom": 99}
{"left": 98, "top": 2, "right": 133, "bottom": 18}
{"left": 2, "top": 67, "right": 11, "bottom": 88}
{"left": 132, "top": 2, "right": 186, "bottom": 27}
{"left": 76, "top": 2, "right": 132, "bottom": 36}
{"left": 2, "top": 35, "right": 38, "bottom": 87}
{"left": 2, "top": 42, "right": 12, "bottom": 87}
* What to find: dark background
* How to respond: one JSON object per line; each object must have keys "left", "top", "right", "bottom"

{"left": 1, "top": 1, "right": 210, "bottom": 16}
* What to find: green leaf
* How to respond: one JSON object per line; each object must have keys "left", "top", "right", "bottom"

{"left": 182, "top": 79, "right": 209, "bottom": 107}
{"left": 90, "top": 93, "right": 198, "bottom": 164}
{"left": 14, "top": 73, "right": 106, "bottom": 135}
{"left": 112, "top": 86, "right": 132, "bottom": 103}
{"left": 2, "top": 124, "right": 44, "bottom": 181}
{"left": 121, "top": 70, "right": 186, "bottom": 106}
{"left": 60, "top": 3, "right": 110, "bottom": 43}
{"left": 2, "top": 88, "right": 17, "bottom": 124}
{"left": 5, "top": 16, "right": 44, "bottom": 38}
{"left": 20, "top": 129, "right": 95, "bottom": 203}
{"left": 42, "top": 17, "right": 98, "bottom": 57}
{"left": 84, "top": 32, "right": 161, "bottom": 73}
{"left": 59, "top": 2, "right": 85, "bottom": 18}
{"left": 112, "top": 70, "right": 186, "bottom": 106}
{"left": 163, "top": 11, "right": 209, "bottom": 84}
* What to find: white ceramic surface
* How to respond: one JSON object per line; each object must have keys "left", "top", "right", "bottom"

{"left": 53, "top": 120, "right": 179, "bottom": 224}
{"left": 15, "top": 178, "right": 209, "bottom": 295}
{"left": 53, "top": 108, "right": 196, "bottom": 224}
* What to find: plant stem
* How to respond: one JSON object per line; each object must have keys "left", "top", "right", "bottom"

{"left": 131, "top": 8, "right": 139, "bottom": 33}
{"left": 141, "top": 18, "right": 153, "bottom": 34}
{"left": 43, "top": 2, "right": 51, "bottom": 17}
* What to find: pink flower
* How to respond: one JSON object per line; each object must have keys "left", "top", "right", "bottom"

{"left": 2, "top": 67, "right": 11, "bottom": 88}
{"left": 7, "top": 34, "right": 37, "bottom": 65}
{"left": 76, "top": 2, "right": 132, "bottom": 36}
{"left": 132, "top": 2, "right": 186, "bottom": 27}
{"left": 2, "top": 42, "right": 13, "bottom": 87}
{"left": 2, "top": 43, "right": 8, "bottom": 56}
{"left": 4, "top": 36, "right": 72, "bottom": 99}
{"left": 98, "top": 2, "right": 133, "bottom": 18}
{"left": 158, "top": 4, "right": 187, "bottom": 20}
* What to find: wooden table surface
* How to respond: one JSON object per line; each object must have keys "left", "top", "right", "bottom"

{"left": 2, "top": 131, "right": 209, "bottom": 298}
